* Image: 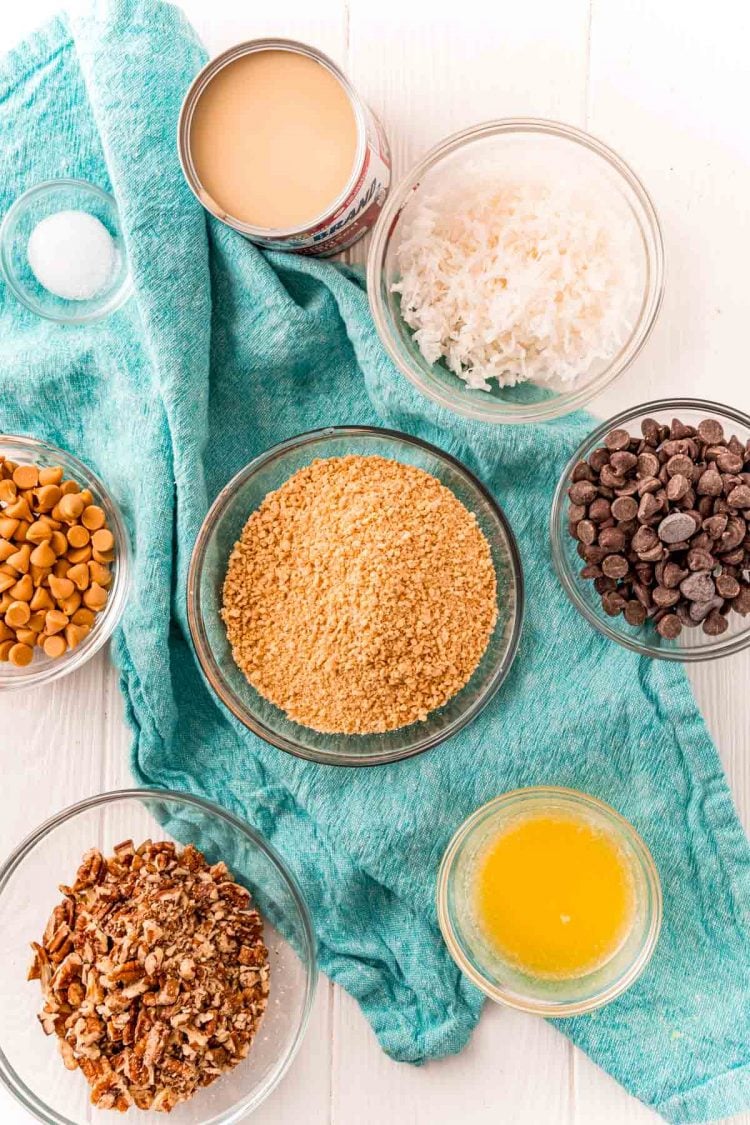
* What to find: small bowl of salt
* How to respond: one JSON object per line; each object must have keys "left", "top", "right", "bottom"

{"left": 0, "top": 178, "right": 131, "bottom": 324}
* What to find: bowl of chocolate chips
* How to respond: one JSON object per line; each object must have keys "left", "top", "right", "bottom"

{"left": 551, "top": 399, "right": 750, "bottom": 660}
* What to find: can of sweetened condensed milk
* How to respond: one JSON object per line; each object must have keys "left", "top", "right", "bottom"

{"left": 178, "top": 39, "right": 391, "bottom": 256}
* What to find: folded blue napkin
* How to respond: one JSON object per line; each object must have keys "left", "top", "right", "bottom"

{"left": 1, "top": 3, "right": 749, "bottom": 1121}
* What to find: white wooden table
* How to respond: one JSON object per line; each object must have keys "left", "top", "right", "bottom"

{"left": 2, "top": 2, "right": 750, "bottom": 1123}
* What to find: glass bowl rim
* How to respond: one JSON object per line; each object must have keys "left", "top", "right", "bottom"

{"left": 366, "top": 117, "right": 665, "bottom": 424}
{"left": 436, "top": 785, "right": 663, "bottom": 1016}
{"left": 0, "top": 786, "right": 318, "bottom": 1125}
{"left": 550, "top": 396, "right": 750, "bottom": 662}
{"left": 0, "top": 432, "right": 132, "bottom": 690}
{"left": 187, "top": 424, "right": 525, "bottom": 767}
{"left": 0, "top": 177, "right": 133, "bottom": 324}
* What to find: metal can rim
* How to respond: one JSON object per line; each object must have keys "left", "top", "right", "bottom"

{"left": 177, "top": 38, "right": 369, "bottom": 238}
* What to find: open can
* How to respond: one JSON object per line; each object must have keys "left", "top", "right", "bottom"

{"left": 178, "top": 39, "right": 391, "bottom": 256}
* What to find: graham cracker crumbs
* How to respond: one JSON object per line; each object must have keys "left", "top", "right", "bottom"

{"left": 29, "top": 840, "right": 269, "bottom": 1113}
{"left": 221, "top": 454, "right": 498, "bottom": 734}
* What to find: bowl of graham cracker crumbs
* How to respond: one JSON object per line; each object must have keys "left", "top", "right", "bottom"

{"left": 187, "top": 427, "right": 524, "bottom": 766}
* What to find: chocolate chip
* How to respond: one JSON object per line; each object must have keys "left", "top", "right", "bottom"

{"left": 687, "top": 548, "right": 715, "bottom": 571}
{"left": 638, "top": 493, "right": 661, "bottom": 522}
{"left": 656, "top": 614, "right": 682, "bottom": 639}
{"left": 600, "top": 465, "right": 626, "bottom": 489}
{"left": 589, "top": 448, "right": 610, "bottom": 472}
{"left": 670, "top": 418, "right": 695, "bottom": 439}
{"left": 727, "top": 485, "right": 750, "bottom": 508}
{"left": 589, "top": 497, "right": 612, "bottom": 522}
{"left": 637, "top": 452, "right": 660, "bottom": 478}
{"left": 703, "top": 609, "right": 729, "bottom": 636}
{"left": 716, "top": 451, "right": 745, "bottom": 474}
{"left": 688, "top": 597, "right": 722, "bottom": 623}
{"left": 602, "top": 590, "right": 627, "bottom": 616}
{"left": 732, "top": 585, "right": 750, "bottom": 615}
{"left": 609, "top": 451, "right": 638, "bottom": 475}
{"left": 703, "top": 513, "right": 728, "bottom": 539}
{"left": 666, "top": 454, "right": 694, "bottom": 478}
{"left": 698, "top": 418, "right": 725, "bottom": 444}
{"left": 663, "top": 562, "right": 689, "bottom": 588}
{"left": 666, "top": 474, "right": 690, "bottom": 502}
{"left": 680, "top": 571, "right": 716, "bottom": 602}
{"left": 598, "top": 527, "right": 626, "bottom": 553}
{"left": 652, "top": 586, "right": 681, "bottom": 608}
{"left": 576, "top": 520, "right": 597, "bottom": 545}
{"left": 602, "top": 554, "right": 629, "bottom": 579}
{"left": 611, "top": 496, "right": 638, "bottom": 521}
{"left": 568, "top": 480, "right": 598, "bottom": 506}
{"left": 624, "top": 601, "right": 647, "bottom": 627}
{"left": 716, "top": 574, "right": 740, "bottom": 599}
{"left": 572, "top": 460, "right": 595, "bottom": 482}
{"left": 697, "top": 468, "right": 723, "bottom": 496}
{"left": 641, "top": 418, "right": 662, "bottom": 445}
{"left": 657, "top": 511, "right": 696, "bottom": 544}
{"left": 605, "top": 428, "right": 631, "bottom": 451}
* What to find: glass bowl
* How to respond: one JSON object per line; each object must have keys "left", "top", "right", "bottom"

{"left": 437, "top": 787, "right": 662, "bottom": 1016}
{"left": 0, "top": 179, "right": 132, "bottom": 324}
{"left": 551, "top": 398, "right": 750, "bottom": 661}
{"left": 0, "top": 788, "right": 317, "bottom": 1125}
{"left": 0, "top": 434, "right": 131, "bottom": 690}
{"left": 367, "top": 119, "right": 664, "bottom": 424}
{"left": 187, "top": 426, "right": 524, "bottom": 766}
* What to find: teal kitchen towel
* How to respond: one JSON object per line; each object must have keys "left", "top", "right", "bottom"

{"left": 1, "top": 3, "right": 749, "bottom": 1121}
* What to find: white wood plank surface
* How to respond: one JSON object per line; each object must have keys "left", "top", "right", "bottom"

{"left": 1, "top": 2, "right": 749, "bottom": 1123}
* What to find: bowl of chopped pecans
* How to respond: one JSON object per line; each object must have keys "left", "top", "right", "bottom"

{"left": 551, "top": 399, "right": 750, "bottom": 661}
{"left": 0, "top": 788, "right": 317, "bottom": 1124}
{"left": 0, "top": 435, "right": 131, "bottom": 689}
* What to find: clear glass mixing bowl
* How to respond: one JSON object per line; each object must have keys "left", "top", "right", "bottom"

{"left": 368, "top": 119, "right": 664, "bottom": 424}
{"left": 550, "top": 398, "right": 750, "bottom": 661}
{"left": 187, "top": 426, "right": 524, "bottom": 766}
{"left": 0, "top": 788, "right": 317, "bottom": 1125}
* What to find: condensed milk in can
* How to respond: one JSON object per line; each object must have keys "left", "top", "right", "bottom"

{"left": 178, "top": 39, "right": 391, "bottom": 256}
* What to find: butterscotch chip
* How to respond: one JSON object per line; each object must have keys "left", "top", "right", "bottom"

{"left": 27, "top": 611, "right": 46, "bottom": 633}
{"left": 0, "top": 517, "right": 19, "bottom": 539}
{"left": 57, "top": 493, "right": 85, "bottom": 523}
{"left": 49, "top": 530, "right": 68, "bottom": 556}
{"left": 59, "top": 592, "right": 82, "bottom": 617}
{"left": 30, "top": 565, "right": 51, "bottom": 588}
{"left": 66, "top": 563, "right": 89, "bottom": 592}
{"left": 222, "top": 455, "right": 498, "bottom": 735}
{"left": 30, "top": 587, "right": 53, "bottom": 611}
{"left": 0, "top": 574, "right": 17, "bottom": 596}
{"left": 88, "top": 561, "right": 111, "bottom": 587}
{"left": 16, "top": 628, "right": 38, "bottom": 647}
{"left": 36, "top": 485, "right": 62, "bottom": 512}
{"left": 67, "top": 545, "right": 92, "bottom": 565}
{"left": 7, "top": 544, "right": 31, "bottom": 573}
{"left": 43, "top": 634, "right": 67, "bottom": 658}
{"left": 29, "top": 542, "right": 56, "bottom": 569}
{"left": 92, "top": 548, "right": 114, "bottom": 564}
{"left": 12, "top": 520, "right": 30, "bottom": 542}
{"left": 9, "top": 642, "right": 34, "bottom": 666}
{"left": 26, "top": 520, "right": 53, "bottom": 543}
{"left": 59, "top": 479, "right": 80, "bottom": 496}
{"left": 91, "top": 528, "right": 114, "bottom": 553}
{"left": 12, "top": 465, "right": 38, "bottom": 490}
{"left": 0, "top": 480, "right": 17, "bottom": 503}
{"left": 53, "top": 559, "right": 70, "bottom": 579}
{"left": 48, "top": 575, "right": 75, "bottom": 601}
{"left": 83, "top": 582, "right": 108, "bottom": 611}
{"left": 9, "top": 574, "right": 32, "bottom": 602}
{"left": 5, "top": 496, "right": 32, "bottom": 522}
{"left": 38, "top": 466, "right": 63, "bottom": 486}
{"left": 45, "top": 610, "right": 69, "bottom": 635}
{"left": 65, "top": 622, "right": 90, "bottom": 649}
{"left": 66, "top": 525, "right": 89, "bottom": 549}
{"left": 0, "top": 620, "right": 13, "bottom": 642}
{"left": 71, "top": 608, "right": 95, "bottom": 628}
{"left": 0, "top": 639, "right": 13, "bottom": 660}
{"left": 0, "top": 539, "right": 15, "bottom": 561}
{"left": 6, "top": 600, "right": 30, "bottom": 628}
{"left": 81, "top": 504, "right": 105, "bottom": 530}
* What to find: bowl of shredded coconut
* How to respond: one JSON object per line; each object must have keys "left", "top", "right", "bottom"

{"left": 367, "top": 120, "right": 664, "bottom": 423}
{"left": 0, "top": 179, "right": 131, "bottom": 324}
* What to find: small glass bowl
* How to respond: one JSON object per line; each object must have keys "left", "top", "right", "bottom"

{"left": 188, "top": 426, "right": 524, "bottom": 766}
{"left": 367, "top": 119, "right": 664, "bottom": 424}
{"left": 0, "top": 788, "right": 317, "bottom": 1125}
{"left": 551, "top": 398, "right": 750, "bottom": 661}
{"left": 0, "top": 179, "right": 132, "bottom": 324}
{"left": 0, "top": 434, "right": 131, "bottom": 690}
{"left": 437, "top": 787, "right": 662, "bottom": 1016}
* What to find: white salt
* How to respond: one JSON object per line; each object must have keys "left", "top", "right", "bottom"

{"left": 27, "top": 210, "right": 117, "bottom": 302}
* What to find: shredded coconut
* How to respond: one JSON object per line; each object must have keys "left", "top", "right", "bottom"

{"left": 393, "top": 169, "right": 640, "bottom": 390}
